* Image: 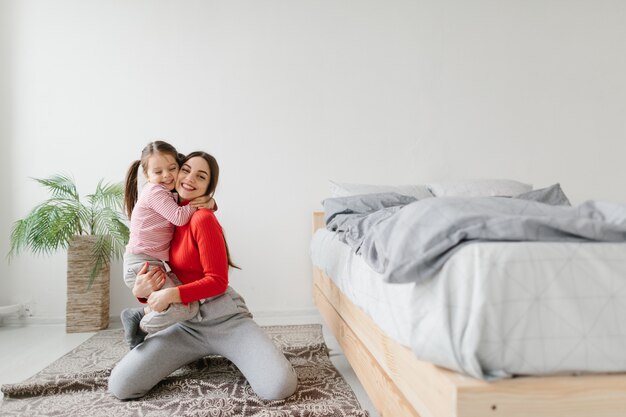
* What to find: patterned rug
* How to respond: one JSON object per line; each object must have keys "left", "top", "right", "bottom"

{"left": 1, "top": 324, "right": 369, "bottom": 417}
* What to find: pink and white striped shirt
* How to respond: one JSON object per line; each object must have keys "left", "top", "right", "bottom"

{"left": 125, "top": 183, "right": 196, "bottom": 261}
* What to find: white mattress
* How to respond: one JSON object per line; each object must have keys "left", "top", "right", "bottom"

{"left": 311, "top": 228, "right": 626, "bottom": 379}
{"left": 311, "top": 228, "right": 415, "bottom": 347}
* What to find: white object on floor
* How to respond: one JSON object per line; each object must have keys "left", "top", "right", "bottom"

{"left": 0, "top": 305, "right": 23, "bottom": 317}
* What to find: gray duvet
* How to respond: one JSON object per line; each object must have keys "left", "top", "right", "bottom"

{"left": 325, "top": 193, "right": 626, "bottom": 284}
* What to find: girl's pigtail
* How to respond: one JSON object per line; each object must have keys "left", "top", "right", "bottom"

{"left": 124, "top": 160, "right": 141, "bottom": 219}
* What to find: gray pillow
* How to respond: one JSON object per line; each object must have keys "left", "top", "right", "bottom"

{"left": 514, "top": 183, "right": 571, "bottom": 206}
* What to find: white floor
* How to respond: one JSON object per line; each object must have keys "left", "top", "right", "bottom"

{"left": 0, "top": 316, "right": 380, "bottom": 417}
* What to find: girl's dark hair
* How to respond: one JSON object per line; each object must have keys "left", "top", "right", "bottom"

{"left": 181, "top": 151, "right": 240, "bottom": 270}
{"left": 124, "top": 141, "right": 181, "bottom": 219}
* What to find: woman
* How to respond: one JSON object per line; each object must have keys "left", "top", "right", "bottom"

{"left": 109, "top": 151, "right": 298, "bottom": 401}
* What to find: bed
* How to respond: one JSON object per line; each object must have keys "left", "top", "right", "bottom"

{"left": 311, "top": 191, "right": 626, "bottom": 417}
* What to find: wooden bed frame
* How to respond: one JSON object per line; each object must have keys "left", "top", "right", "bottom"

{"left": 311, "top": 211, "right": 626, "bottom": 417}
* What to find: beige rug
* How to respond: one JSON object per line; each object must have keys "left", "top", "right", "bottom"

{"left": 1, "top": 324, "right": 369, "bottom": 416}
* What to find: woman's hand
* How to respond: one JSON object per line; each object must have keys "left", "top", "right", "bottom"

{"left": 147, "top": 287, "right": 181, "bottom": 312}
{"left": 132, "top": 263, "right": 166, "bottom": 299}
{"left": 190, "top": 195, "right": 216, "bottom": 210}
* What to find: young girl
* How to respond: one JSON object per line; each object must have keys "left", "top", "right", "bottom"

{"left": 122, "top": 141, "right": 214, "bottom": 349}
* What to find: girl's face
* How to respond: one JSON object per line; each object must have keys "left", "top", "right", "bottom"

{"left": 176, "top": 156, "right": 211, "bottom": 201}
{"left": 145, "top": 152, "right": 179, "bottom": 191}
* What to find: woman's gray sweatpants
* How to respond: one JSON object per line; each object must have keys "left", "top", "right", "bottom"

{"left": 108, "top": 287, "right": 298, "bottom": 401}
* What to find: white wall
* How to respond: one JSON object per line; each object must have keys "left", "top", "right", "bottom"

{"left": 2, "top": 0, "right": 626, "bottom": 322}
{"left": 1, "top": 0, "right": 16, "bottom": 309}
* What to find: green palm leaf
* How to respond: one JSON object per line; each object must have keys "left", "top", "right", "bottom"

{"left": 89, "top": 235, "right": 113, "bottom": 288}
{"left": 33, "top": 174, "right": 79, "bottom": 201}
{"left": 88, "top": 181, "right": 124, "bottom": 210}
{"left": 92, "top": 207, "right": 129, "bottom": 258}
{"left": 9, "top": 219, "right": 30, "bottom": 258}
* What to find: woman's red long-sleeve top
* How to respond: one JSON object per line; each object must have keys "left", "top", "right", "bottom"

{"left": 169, "top": 208, "right": 229, "bottom": 304}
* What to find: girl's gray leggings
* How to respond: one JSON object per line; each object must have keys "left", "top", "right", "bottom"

{"left": 123, "top": 252, "right": 200, "bottom": 333}
{"left": 108, "top": 287, "right": 297, "bottom": 401}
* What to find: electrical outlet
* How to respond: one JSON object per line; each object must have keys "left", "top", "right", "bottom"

{"left": 22, "top": 302, "right": 34, "bottom": 317}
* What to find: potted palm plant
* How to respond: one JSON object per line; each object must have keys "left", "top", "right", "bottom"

{"left": 9, "top": 174, "right": 129, "bottom": 332}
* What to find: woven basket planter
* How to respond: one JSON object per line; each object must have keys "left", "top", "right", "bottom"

{"left": 66, "top": 235, "right": 110, "bottom": 333}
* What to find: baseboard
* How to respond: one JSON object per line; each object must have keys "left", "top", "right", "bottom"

{"left": 251, "top": 308, "right": 322, "bottom": 326}
{"left": 1, "top": 316, "right": 65, "bottom": 326}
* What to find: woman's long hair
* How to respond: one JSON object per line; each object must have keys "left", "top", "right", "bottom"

{"left": 182, "top": 151, "right": 240, "bottom": 270}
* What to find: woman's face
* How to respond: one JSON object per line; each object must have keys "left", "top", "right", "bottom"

{"left": 176, "top": 156, "right": 211, "bottom": 201}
